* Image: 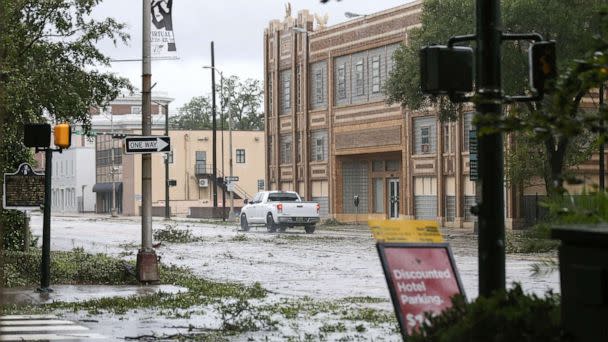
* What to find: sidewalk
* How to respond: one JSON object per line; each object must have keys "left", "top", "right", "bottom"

{"left": 2, "top": 284, "right": 186, "bottom": 306}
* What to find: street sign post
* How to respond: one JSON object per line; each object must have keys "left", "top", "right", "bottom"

{"left": 3, "top": 163, "right": 45, "bottom": 210}
{"left": 124, "top": 136, "right": 171, "bottom": 154}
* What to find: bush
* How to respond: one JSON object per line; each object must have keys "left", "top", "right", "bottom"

{"left": 408, "top": 284, "right": 565, "bottom": 342}
{"left": 153, "top": 223, "right": 203, "bottom": 243}
{"left": 1, "top": 210, "right": 37, "bottom": 251}
{"left": 2, "top": 248, "right": 137, "bottom": 287}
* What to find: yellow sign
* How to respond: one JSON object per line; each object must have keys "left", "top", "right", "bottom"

{"left": 368, "top": 219, "right": 443, "bottom": 243}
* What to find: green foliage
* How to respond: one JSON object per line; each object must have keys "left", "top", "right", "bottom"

{"left": 408, "top": 284, "right": 564, "bottom": 342}
{"left": 2, "top": 248, "right": 136, "bottom": 287}
{"left": 0, "top": 210, "right": 37, "bottom": 251}
{"left": 153, "top": 223, "right": 203, "bottom": 243}
{"left": 171, "top": 75, "right": 264, "bottom": 131}
{"left": 543, "top": 190, "right": 608, "bottom": 225}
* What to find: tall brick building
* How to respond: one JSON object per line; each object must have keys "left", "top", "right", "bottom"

{"left": 263, "top": 1, "right": 605, "bottom": 228}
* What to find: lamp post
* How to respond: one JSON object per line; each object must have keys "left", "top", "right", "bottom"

{"left": 204, "top": 66, "right": 235, "bottom": 219}
{"left": 153, "top": 100, "right": 171, "bottom": 219}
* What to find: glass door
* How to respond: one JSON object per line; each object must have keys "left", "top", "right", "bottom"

{"left": 388, "top": 178, "right": 400, "bottom": 219}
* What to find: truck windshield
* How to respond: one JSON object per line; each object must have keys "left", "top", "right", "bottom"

{"left": 267, "top": 193, "right": 299, "bottom": 202}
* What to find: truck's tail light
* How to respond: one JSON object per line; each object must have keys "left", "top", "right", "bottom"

{"left": 277, "top": 203, "right": 283, "bottom": 213}
{"left": 316, "top": 203, "right": 320, "bottom": 214}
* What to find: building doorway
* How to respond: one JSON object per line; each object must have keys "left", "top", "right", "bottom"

{"left": 388, "top": 178, "right": 400, "bottom": 219}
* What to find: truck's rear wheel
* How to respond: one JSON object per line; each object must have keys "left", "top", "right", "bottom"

{"left": 266, "top": 213, "right": 277, "bottom": 233}
{"left": 305, "top": 224, "right": 316, "bottom": 234}
{"left": 240, "top": 214, "right": 250, "bottom": 231}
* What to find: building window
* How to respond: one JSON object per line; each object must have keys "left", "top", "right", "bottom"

{"left": 195, "top": 151, "right": 207, "bottom": 174}
{"left": 267, "top": 75, "right": 273, "bottom": 116}
{"left": 236, "top": 149, "right": 245, "bottom": 163}
{"left": 310, "top": 130, "right": 328, "bottom": 162}
{"left": 267, "top": 135, "right": 273, "bottom": 164}
{"left": 280, "top": 70, "right": 291, "bottom": 115}
{"left": 131, "top": 106, "right": 142, "bottom": 115}
{"left": 310, "top": 61, "right": 327, "bottom": 109}
{"left": 337, "top": 64, "right": 347, "bottom": 100}
{"left": 280, "top": 134, "right": 292, "bottom": 164}
{"left": 373, "top": 178, "right": 384, "bottom": 213}
{"left": 296, "top": 66, "right": 302, "bottom": 112}
{"left": 297, "top": 132, "right": 302, "bottom": 163}
{"left": 444, "top": 124, "right": 453, "bottom": 153}
{"left": 414, "top": 117, "right": 437, "bottom": 155}
{"left": 421, "top": 126, "right": 430, "bottom": 153}
{"left": 386, "top": 160, "right": 399, "bottom": 172}
{"left": 355, "top": 60, "right": 364, "bottom": 96}
{"left": 371, "top": 55, "right": 381, "bottom": 94}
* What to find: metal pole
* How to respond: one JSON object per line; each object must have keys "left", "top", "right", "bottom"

{"left": 476, "top": 0, "right": 506, "bottom": 296}
{"left": 39, "top": 149, "right": 53, "bottom": 292}
{"left": 211, "top": 41, "right": 218, "bottom": 213}
{"left": 137, "top": 0, "right": 159, "bottom": 283}
{"left": 165, "top": 103, "right": 170, "bottom": 219}
{"left": 229, "top": 82, "right": 234, "bottom": 220}
{"left": 111, "top": 111, "right": 117, "bottom": 217}
{"left": 600, "top": 83, "right": 605, "bottom": 191}
{"left": 220, "top": 75, "right": 226, "bottom": 221}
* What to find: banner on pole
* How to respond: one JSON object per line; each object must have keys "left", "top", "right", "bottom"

{"left": 151, "top": 0, "right": 177, "bottom": 59}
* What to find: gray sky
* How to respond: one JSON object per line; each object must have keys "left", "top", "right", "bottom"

{"left": 93, "top": 0, "right": 412, "bottom": 111}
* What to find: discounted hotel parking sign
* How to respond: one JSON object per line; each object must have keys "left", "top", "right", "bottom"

{"left": 377, "top": 243, "right": 465, "bottom": 338}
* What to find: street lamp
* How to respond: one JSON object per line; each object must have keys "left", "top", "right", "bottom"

{"left": 203, "top": 65, "right": 235, "bottom": 220}
{"left": 153, "top": 100, "right": 171, "bottom": 219}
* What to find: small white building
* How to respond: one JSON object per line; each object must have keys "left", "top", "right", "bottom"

{"left": 50, "top": 135, "right": 96, "bottom": 213}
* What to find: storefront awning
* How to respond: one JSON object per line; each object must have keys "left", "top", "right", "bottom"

{"left": 92, "top": 182, "right": 122, "bottom": 193}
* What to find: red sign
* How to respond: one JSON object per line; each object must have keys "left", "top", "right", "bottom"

{"left": 377, "top": 243, "right": 465, "bottom": 337}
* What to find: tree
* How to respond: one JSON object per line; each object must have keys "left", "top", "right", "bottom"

{"left": 385, "top": 0, "right": 605, "bottom": 196}
{"left": 171, "top": 75, "right": 264, "bottom": 131}
{"left": 170, "top": 96, "right": 212, "bottom": 130}
{"left": 0, "top": 0, "right": 131, "bottom": 249}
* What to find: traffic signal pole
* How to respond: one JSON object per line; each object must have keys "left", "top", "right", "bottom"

{"left": 476, "top": 0, "right": 506, "bottom": 296}
{"left": 38, "top": 149, "right": 53, "bottom": 292}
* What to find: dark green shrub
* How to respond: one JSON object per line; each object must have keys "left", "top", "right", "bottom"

{"left": 1, "top": 210, "right": 37, "bottom": 251}
{"left": 408, "top": 284, "right": 566, "bottom": 342}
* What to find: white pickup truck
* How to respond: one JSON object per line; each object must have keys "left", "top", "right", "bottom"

{"left": 240, "top": 191, "right": 320, "bottom": 234}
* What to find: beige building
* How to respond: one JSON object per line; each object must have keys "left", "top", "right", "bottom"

{"left": 123, "top": 129, "right": 265, "bottom": 217}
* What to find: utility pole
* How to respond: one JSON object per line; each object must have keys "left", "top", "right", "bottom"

{"left": 110, "top": 110, "right": 117, "bottom": 217}
{"left": 211, "top": 41, "right": 218, "bottom": 213}
{"left": 220, "top": 75, "right": 226, "bottom": 221}
{"left": 228, "top": 89, "right": 234, "bottom": 220}
{"left": 476, "top": 0, "right": 505, "bottom": 296}
{"left": 164, "top": 103, "right": 170, "bottom": 219}
{"left": 136, "top": 0, "right": 160, "bottom": 284}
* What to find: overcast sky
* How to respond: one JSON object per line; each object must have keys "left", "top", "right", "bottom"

{"left": 93, "top": 0, "right": 412, "bottom": 111}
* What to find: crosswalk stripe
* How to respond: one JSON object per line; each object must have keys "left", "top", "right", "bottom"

{"left": 1, "top": 325, "right": 89, "bottom": 332}
{"left": 0, "top": 320, "right": 75, "bottom": 326}
{"left": 0, "top": 315, "right": 106, "bottom": 341}
{"left": 0, "top": 333, "right": 106, "bottom": 341}
{"left": 0, "top": 315, "right": 58, "bottom": 320}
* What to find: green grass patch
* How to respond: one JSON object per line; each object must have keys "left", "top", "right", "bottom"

{"left": 153, "top": 224, "right": 204, "bottom": 243}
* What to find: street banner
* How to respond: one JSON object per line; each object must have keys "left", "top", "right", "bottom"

{"left": 377, "top": 243, "right": 465, "bottom": 338}
{"left": 368, "top": 219, "right": 443, "bottom": 243}
{"left": 151, "top": 0, "right": 177, "bottom": 59}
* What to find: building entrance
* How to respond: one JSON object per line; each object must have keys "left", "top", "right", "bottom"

{"left": 388, "top": 178, "right": 400, "bottom": 219}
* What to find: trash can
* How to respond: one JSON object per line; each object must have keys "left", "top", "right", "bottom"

{"left": 551, "top": 225, "right": 608, "bottom": 341}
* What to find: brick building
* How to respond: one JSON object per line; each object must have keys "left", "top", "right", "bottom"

{"left": 263, "top": 1, "right": 608, "bottom": 229}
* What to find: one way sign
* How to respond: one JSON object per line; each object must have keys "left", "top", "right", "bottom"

{"left": 124, "top": 136, "right": 171, "bottom": 154}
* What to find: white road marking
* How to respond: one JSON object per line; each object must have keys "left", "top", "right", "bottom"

{"left": 0, "top": 320, "right": 75, "bottom": 326}
{"left": 0, "top": 315, "right": 105, "bottom": 341}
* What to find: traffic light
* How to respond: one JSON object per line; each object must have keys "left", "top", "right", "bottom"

{"left": 420, "top": 45, "right": 474, "bottom": 95}
{"left": 54, "top": 123, "right": 71, "bottom": 149}
{"left": 529, "top": 41, "right": 557, "bottom": 94}
{"left": 24, "top": 123, "right": 51, "bottom": 148}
